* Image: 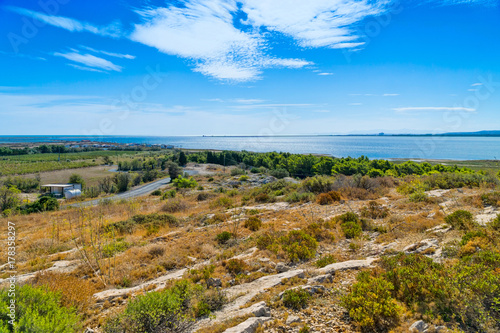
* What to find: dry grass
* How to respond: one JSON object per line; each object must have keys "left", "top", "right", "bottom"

{"left": 0, "top": 169, "right": 493, "bottom": 332}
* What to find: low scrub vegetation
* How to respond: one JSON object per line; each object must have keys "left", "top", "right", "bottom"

{"left": 104, "top": 279, "right": 226, "bottom": 333}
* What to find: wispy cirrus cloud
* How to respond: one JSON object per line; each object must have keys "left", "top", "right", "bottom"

{"left": 5, "top": 6, "right": 123, "bottom": 38}
{"left": 53, "top": 51, "right": 122, "bottom": 72}
{"left": 394, "top": 106, "right": 476, "bottom": 112}
{"left": 67, "top": 64, "right": 107, "bottom": 73}
{"left": 80, "top": 46, "right": 135, "bottom": 59}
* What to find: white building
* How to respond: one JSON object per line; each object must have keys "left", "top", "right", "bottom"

{"left": 41, "top": 184, "right": 82, "bottom": 199}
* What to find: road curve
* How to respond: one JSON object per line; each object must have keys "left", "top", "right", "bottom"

{"left": 66, "top": 177, "right": 171, "bottom": 208}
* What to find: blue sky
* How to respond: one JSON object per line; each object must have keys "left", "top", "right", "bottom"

{"left": 1, "top": 0, "right": 499, "bottom": 136}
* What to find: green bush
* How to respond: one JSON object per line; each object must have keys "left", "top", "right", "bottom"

{"left": 187, "top": 265, "right": 215, "bottom": 283}
{"left": 161, "top": 189, "right": 177, "bottom": 199}
{"left": 315, "top": 254, "right": 336, "bottom": 268}
{"left": 342, "top": 272, "right": 402, "bottom": 331}
{"left": 409, "top": 191, "right": 428, "bottom": 202}
{"left": 490, "top": 214, "right": 500, "bottom": 230}
{"left": 285, "top": 191, "right": 315, "bottom": 203}
{"left": 269, "top": 168, "right": 289, "bottom": 179}
{"left": 224, "top": 259, "right": 247, "bottom": 276}
{"left": 69, "top": 173, "right": 85, "bottom": 189}
{"left": 301, "top": 176, "right": 334, "bottom": 194}
{"left": 445, "top": 210, "right": 477, "bottom": 231}
{"left": 151, "top": 189, "right": 162, "bottom": 196}
{"left": 282, "top": 288, "right": 311, "bottom": 310}
{"left": 216, "top": 231, "right": 232, "bottom": 245}
{"left": 105, "top": 280, "right": 209, "bottom": 333}
{"left": 481, "top": 192, "right": 500, "bottom": 207}
{"left": 336, "top": 212, "right": 363, "bottom": 239}
{"left": 173, "top": 176, "right": 198, "bottom": 189}
{"left": 238, "top": 175, "right": 249, "bottom": 181}
{"left": 230, "top": 168, "right": 245, "bottom": 176}
{"left": 22, "top": 196, "right": 59, "bottom": 214}
{"left": 210, "top": 197, "right": 233, "bottom": 209}
{"left": 102, "top": 239, "right": 130, "bottom": 257}
{"left": 244, "top": 216, "right": 262, "bottom": 231}
{"left": 0, "top": 284, "right": 80, "bottom": 333}
{"left": 279, "top": 230, "right": 318, "bottom": 262}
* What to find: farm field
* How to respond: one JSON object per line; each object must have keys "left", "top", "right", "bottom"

{"left": 0, "top": 150, "right": 154, "bottom": 176}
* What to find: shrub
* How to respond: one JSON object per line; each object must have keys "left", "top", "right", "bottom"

{"left": 342, "top": 273, "right": 402, "bottom": 331}
{"left": 151, "top": 189, "right": 162, "bottom": 196}
{"left": 316, "top": 193, "right": 334, "bottom": 205}
{"left": 102, "top": 239, "right": 130, "bottom": 257}
{"left": 161, "top": 189, "right": 177, "bottom": 199}
{"left": 445, "top": 210, "right": 477, "bottom": 231}
{"left": 163, "top": 198, "right": 188, "bottom": 213}
{"left": 238, "top": 175, "right": 249, "bottom": 181}
{"left": 282, "top": 288, "right": 311, "bottom": 310}
{"left": 230, "top": 168, "right": 245, "bottom": 176}
{"left": 69, "top": 173, "right": 85, "bottom": 188}
{"left": 315, "top": 254, "right": 337, "bottom": 268}
{"left": 279, "top": 230, "right": 318, "bottom": 262}
{"left": 250, "top": 167, "right": 261, "bottom": 173}
{"left": 360, "top": 201, "right": 390, "bottom": 219}
{"left": 316, "top": 191, "right": 341, "bottom": 205}
{"left": 244, "top": 216, "right": 262, "bottom": 231}
{"left": 269, "top": 168, "right": 289, "bottom": 179}
{"left": 224, "top": 259, "right": 247, "bottom": 276}
{"left": 187, "top": 265, "right": 215, "bottom": 283}
{"left": 196, "top": 288, "right": 227, "bottom": 317}
{"left": 409, "top": 191, "right": 428, "bottom": 202}
{"left": 336, "top": 212, "right": 363, "bottom": 239}
{"left": 216, "top": 231, "right": 232, "bottom": 245}
{"left": 304, "top": 222, "right": 334, "bottom": 242}
{"left": 210, "top": 197, "right": 233, "bottom": 209}
{"left": 173, "top": 176, "right": 198, "bottom": 189}
{"left": 148, "top": 246, "right": 166, "bottom": 258}
{"left": 285, "top": 191, "right": 315, "bottom": 203}
{"left": 22, "top": 196, "right": 59, "bottom": 214}
{"left": 481, "top": 191, "right": 500, "bottom": 207}
{"left": 105, "top": 280, "right": 198, "bottom": 333}
{"left": 489, "top": 214, "right": 500, "bottom": 230}
{"left": 255, "top": 192, "right": 273, "bottom": 203}
{"left": 196, "top": 192, "right": 214, "bottom": 201}
{"left": 301, "top": 175, "right": 334, "bottom": 194}
{"left": 342, "top": 222, "right": 362, "bottom": 239}
{"left": 0, "top": 284, "right": 80, "bottom": 332}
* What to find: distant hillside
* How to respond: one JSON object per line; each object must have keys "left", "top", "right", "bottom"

{"left": 438, "top": 130, "right": 500, "bottom": 136}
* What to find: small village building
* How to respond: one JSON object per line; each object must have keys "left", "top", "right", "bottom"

{"left": 41, "top": 184, "right": 82, "bottom": 199}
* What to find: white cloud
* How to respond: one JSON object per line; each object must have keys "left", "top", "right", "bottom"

{"left": 318, "top": 72, "right": 334, "bottom": 76}
{"left": 471, "top": 83, "right": 483, "bottom": 86}
{"left": 67, "top": 64, "right": 107, "bottom": 73}
{"left": 80, "top": 46, "right": 135, "bottom": 59}
{"left": 54, "top": 51, "right": 122, "bottom": 72}
{"left": 6, "top": 6, "right": 122, "bottom": 38}
{"left": 383, "top": 93, "right": 399, "bottom": 96}
{"left": 240, "top": 0, "right": 391, "bottom": 48}
{"left": 234, "top": 99, "right": 266, "bottom": 104}
{"left": 130, "top": 0, "right": 310, "bottom": 81}
{"left": 394, "top": 106, "right": 476, "bottom": 112}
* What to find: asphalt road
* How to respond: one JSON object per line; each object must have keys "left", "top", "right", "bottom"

{"left": 66, "top": 177, "right": 171, "bottom": 208}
